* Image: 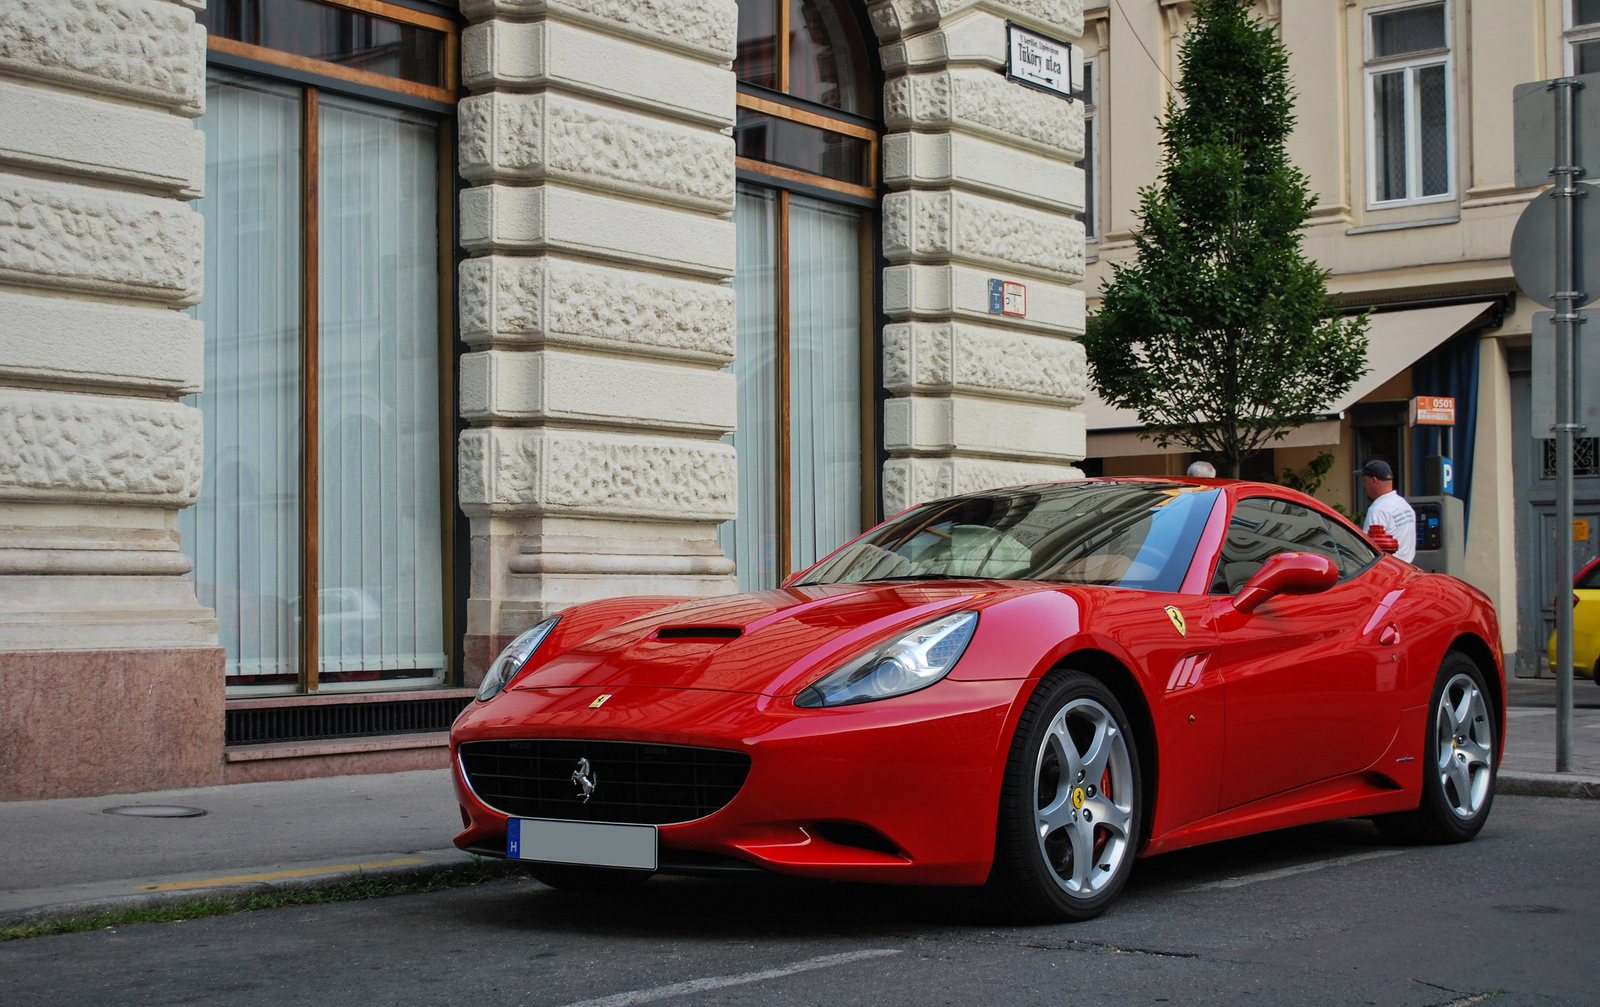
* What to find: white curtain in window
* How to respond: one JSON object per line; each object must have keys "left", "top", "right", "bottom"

{"left": 721, "top": 185, "right": 781, "bottom": 592}
{"left": 180, "top": 71, "right": 302, "bottom": 682}
{"left": 318, "top": 96, "right": 445, "bottom": 678}
{"left": 787, "top": 194, "right": 861, "bottom": 571}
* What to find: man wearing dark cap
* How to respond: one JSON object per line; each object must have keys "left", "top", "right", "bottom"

{"left": 1356, "top": 459, "right": 1415, "bottom": 562}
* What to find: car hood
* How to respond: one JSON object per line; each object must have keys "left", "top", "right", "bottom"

{"left": 510, "top": 581, "right": 1038, "bottom": 697}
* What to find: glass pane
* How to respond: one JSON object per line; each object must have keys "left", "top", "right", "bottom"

{"left": 796, "top": 485, "right": 1221, "bottom": 593}
{"left": 1211, "top": 498, "right": 1341, "bottom": 595}
{"left": 181, "top": 71, "right": 302, "bottom": 688}
{"left": 735, "top": 0, "right": 779, "bottom": 90}
{"left": 1578, "top": 40, "right": 1600, "bottom": 76}
{"left": 788, "top": 195, "right": 862, "bottom": 573}
{"left": 1079, "top": 119, "right": 1096, "bottom": 239}
{"left": 200, "top": 0, "right": 446, "bottom": 88}
{"left": 1081, "top": 62, "right": 1095, "bottom": 106}
{"left": 734, "top": 108, "right": 870, "bottom": 186}
{"left": 1373, "top": 69, "right": 1409, "bottom": 201}
{"left": 790, "top": 0, "right": 871, "bottom": 114}
{"left": 721, "top": 185, "right": 782, "bottom": 592}
{"left": 1417, "top": 63, "right": 1449, "bottom": 196}
{"left": 1578, "top": 0, "right": 1600, "bottom": 27}
{"left": 1371, "top": 2, "right": 1446, "bottom": 58}
{"left": 318, "top": 95, "right": 445, "bottom": 683}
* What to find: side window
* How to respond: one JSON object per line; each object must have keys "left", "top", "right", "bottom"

{"left": 1323, "top": 516, "right": 1381, "bottom": 578}
{"left": 1210, "top": 498, "right": 1341, "bottom": 594}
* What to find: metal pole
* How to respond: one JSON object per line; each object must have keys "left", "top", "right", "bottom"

{"left": 1551, "top": 77, "right": 1583, "bottom": 773}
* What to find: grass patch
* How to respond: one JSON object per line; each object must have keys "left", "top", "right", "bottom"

{"left": 1, "top": 866, "right": 509, "bottom": 942}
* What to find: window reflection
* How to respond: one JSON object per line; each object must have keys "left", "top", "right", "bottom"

{"left": 735, "top": 0, "right": 778, "bottom": 90}
{"left": 201, "top": 0, "right": 447, "bottom": 88}
{"left": 789, "top": 0, "right": 871, "bottom": 114}
{"left": 735, "top": 108, "right": 869, "bottom": 186}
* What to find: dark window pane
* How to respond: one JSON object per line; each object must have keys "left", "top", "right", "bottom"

{"left": 1078, "top": 120, "right": 1096, "bottom": 238}
{"left": 1578, "top": 40, "right": 1600, "bottom": 76}
{"left": 1417, "top": 63, "right": 1449, "bottom": 195}
{"left": 1374, "top": 69, "right": 1408, "bottom": 201}
{"left": 1323, "top": 516, "right": 1380, "bottom": 578}
{"left": 735, "top": 108, "right": 870, "bottom": 186}
{"left": 1371, "top": 2, "right": 1446, "bottom": 58}
{"left": 1081, "top": 62, "right": 1095, "bottom": 106}
{"left": 790, "top": 0, "right": 871, "bottom": 114}
{"left": 1578, "top": 0, "right": 1600, "bottom": 27}
{"left": 1211, "top": 498, "right": 1341, "bottom": 594}
{"left": 735, "top": 0, "right": 778, "bottom": 90}
{"left": 201, "top": 0, "right": 446, "bottom": 88}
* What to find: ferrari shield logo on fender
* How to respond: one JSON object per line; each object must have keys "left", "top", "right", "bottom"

{"left": 571, "top": 757, "right": 597, "bottom": 803}
{"left": 1164, "top": 606, "right": 1187, "bottom": 638}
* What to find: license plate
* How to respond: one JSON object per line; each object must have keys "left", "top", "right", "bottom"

{"left": 507, "top": 818, "right": 658, "bottom": 871}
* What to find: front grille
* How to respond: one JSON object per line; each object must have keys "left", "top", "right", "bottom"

{"left": 458, "top": 739, "right": 751, "bottom": 825}
{"left": 226, "top": 696, "right": 472, "bottom": 746}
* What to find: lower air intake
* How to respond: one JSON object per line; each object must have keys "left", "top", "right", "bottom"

{"left": 458, "top": 739, "right": 751, "bottom": 825}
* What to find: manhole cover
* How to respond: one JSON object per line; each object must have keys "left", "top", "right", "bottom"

{"left": 103, "top": 805, "right": 208, "bottom": 818}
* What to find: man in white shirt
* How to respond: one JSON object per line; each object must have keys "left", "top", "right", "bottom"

{"left": 1356, "top": 459, "right": 1415, "bottom": 563}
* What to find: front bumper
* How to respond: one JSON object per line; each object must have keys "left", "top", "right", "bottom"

{"left": 450, "top": 679, "right": 1028, "bottom": 886}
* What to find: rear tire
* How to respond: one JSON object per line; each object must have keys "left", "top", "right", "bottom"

{"left": 985, "top": 671, "right": 1142, "bottom": 923}
{"left": 1373, "top": 651, "right": 1496, "bottom": 845}
{"left": 526, "top": 864, "right": 653, "bottom": 892}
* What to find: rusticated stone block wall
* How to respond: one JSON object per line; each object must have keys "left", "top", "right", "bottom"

{"left": 456, "top": 0, "right": 741, "bottom": 674}
{"left": 0, "top": 0, "right": 224, "bottom": 798}
{"left": 870, "top": 0, "right": 1089, "bottom": 510}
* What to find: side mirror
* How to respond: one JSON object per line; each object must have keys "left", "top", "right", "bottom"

{"left": 1232, "top": 552, "right": 1338, "bottom": 614}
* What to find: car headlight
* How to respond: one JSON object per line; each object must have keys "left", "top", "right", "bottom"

{"left": 795, "top": 610, "right": 978, "bottom": 708}
{"left": 476, "top": 617, "right": 559, "bottom": 702}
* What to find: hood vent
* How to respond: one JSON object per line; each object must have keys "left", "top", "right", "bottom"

{"left": 654, "top": 626, "right": 743, "bottom": 641}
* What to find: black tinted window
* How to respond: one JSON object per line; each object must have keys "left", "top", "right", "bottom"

{"left": 1211, "top": 498, "right": 1341, "bottom": 594}
{"left": 1324, "top": 515, "right": 1380, "bottom": 577}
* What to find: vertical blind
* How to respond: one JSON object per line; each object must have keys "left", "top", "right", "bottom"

{"left": 721, "top": 185, "right": 781, "bottom": 592}
{"left": 181, "top": 72, "right": 303, "bottom": 682}
{"left": 787, "top": 195, "right": 861, "bottom": 572}
{"left": 318, "top": 96, "right": 445, "bottom": 679}
{"left": 721, "top": 186, "right": 862, "bottom": 590}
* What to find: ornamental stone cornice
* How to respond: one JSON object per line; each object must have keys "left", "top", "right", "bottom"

{"left": 884, "top": 68, "right": 1084, "bottom": 160}
{"left": 883, "top": 321, "right": 1087, "bottom": 405}
{"left": 883, "top": 189, "right": 1086, "bottom": 281}
{"left": 0, "top": 389, "right": 202, "bottom": 505}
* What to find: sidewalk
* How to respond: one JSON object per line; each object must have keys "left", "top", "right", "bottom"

{"left": 4, "top": 680, "right": 1600, "bottom": 929}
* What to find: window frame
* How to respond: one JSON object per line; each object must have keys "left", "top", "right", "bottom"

{"left": 1079, "top": 57, "right": 1099, "bottom": 242}
{"left": 199, "top": 0, "right": 461, "bottom": 696}
{"left": 1565, "top": 0, "right": 1600, "bottom": 75}
{"left": 1362, "top": 0, "right": 1455, "bottom": 210}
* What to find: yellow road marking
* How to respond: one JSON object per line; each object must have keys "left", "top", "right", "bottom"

{"left": 135, "top": 857, "right": 430, "bottom": 891}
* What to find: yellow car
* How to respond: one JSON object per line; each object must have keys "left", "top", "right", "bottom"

{"left": 1549, "top": 556, "right": 1600, "bottom": 679}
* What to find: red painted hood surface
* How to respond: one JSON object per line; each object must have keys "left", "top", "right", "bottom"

{"left": 509, "top": 581, "right": 1060, "bottom": 697}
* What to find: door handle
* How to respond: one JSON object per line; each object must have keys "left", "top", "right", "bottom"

{"left": 1378, "top": 625, "right": 1399, "bottom": 647}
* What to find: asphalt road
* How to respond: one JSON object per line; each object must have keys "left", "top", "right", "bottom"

{"left": 4, "top": 795, "right": 1596, "bottom": 1007}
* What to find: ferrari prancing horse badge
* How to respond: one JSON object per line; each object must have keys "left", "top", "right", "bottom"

{"left": 1164, "top": 606, "right": 1187, "bottom": 638}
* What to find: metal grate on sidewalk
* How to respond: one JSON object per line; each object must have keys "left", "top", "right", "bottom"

{"left": 226, "top": 695, "right": 473, "bottom": 746}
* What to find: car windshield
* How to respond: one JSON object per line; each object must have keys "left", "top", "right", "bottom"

{"left": 794, "top": 483, "right": 1221, "bottom": 592}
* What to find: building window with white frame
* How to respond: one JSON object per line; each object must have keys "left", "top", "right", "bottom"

{"left": 1567, "top": 0, "right": 1600, "bottom": 74}
{"left": 1079, "top": 59, "right": 1098, "bottom": 241}
{"left": 1364, "top": 1, "right": 1452, "bottom": 207}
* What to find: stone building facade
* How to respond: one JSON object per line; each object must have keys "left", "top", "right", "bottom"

{"left": 0, "top": 0, "right": 1089, "bottom": 800}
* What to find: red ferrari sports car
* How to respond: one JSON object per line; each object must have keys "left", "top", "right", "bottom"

{"left": 451, "top": 478, "right": 1503, "bottom": 921}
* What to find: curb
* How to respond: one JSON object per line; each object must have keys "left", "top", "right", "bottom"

{"left": 0, "top": 855, "right": 529, "bottom": 931}
{"left": 1498, "top": 770, "right": 1600, "bottom": 800}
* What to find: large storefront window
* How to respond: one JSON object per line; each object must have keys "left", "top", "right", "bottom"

{"left": 722, "top": 0, "right": 878, "bottom": 591}
{"left": 182, "top": 0, "right": 457, "bottom": 694}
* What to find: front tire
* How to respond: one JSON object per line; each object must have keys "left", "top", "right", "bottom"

{"left": 986, "top": 671, "right": 1142, "bottom": 923}
{"left": 1374, "top": 651, "right": 1496, "bottom": 844}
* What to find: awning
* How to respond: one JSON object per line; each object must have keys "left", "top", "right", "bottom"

{"left": 1080, "top": 301, "right": 1497, "bottom": 457}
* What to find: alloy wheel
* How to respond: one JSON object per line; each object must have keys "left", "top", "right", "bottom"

{"left": 1034, "top": 697, "right": 1135, "bottom": 897}
{"left": 1435, "top": 672, "right": 1493, "bottom": 819}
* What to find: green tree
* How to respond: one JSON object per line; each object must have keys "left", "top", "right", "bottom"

{"left": 1082, "top": 0, "right": 1368, "bottom": 479}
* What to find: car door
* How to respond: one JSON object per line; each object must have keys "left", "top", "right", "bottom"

{"left": 1210, "top": 496, "right": 1400, "bottom": 810}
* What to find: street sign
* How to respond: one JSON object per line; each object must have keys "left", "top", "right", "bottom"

{"left": 987, "top": 278, "right": 1026, "bottom": 316}
{"left": 1005, "top": 24, "right": 1081, "bottom": 100}
{"left": 1515, "top": 73, "right": 1600, "bottom": 188}
{"left": 1409, "top": 396, "right": 1455, "bottom": 426}
{"left": 1509, "top": 186, "right": 1600, "bottom": 308}
{"left": 1530, "top": 310, "right": 1600, "bottom": 433}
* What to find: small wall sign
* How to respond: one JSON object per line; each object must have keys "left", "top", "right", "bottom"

{"left": 1409, "top": 395, "right": 1456, "bottom": 426}
{"left": 1577, "top": 518, "right": 1591, "bottom": 543}
{"left": 988, "top": 278, "right": 1027, "bottom": 317}
{"left": 1006, "top": 24, "right": 1077, "bottom": 100}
